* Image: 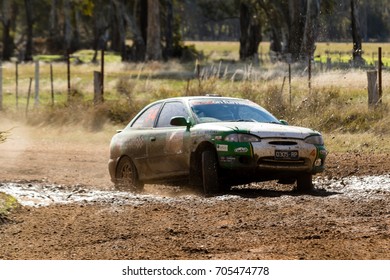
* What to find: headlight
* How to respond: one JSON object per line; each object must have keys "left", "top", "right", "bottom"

{"left": 305, "top": 135, "right": 324, "bottom": 145}
{"left": 224, "top": 133, "right": 260, "bottom": 142}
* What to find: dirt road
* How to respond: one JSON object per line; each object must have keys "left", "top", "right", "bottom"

{"left": 0, "top": 122, "right": 389, "bottom": 259}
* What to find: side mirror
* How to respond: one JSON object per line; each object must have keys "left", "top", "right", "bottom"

{"left": 279, "top": 120, "right": 289, "bottom": 125}
{"left": 170, "top": 116, "right": 191, "bottom": 129}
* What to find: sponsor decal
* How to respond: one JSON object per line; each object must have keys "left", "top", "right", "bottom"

{"left": 234, "top": 147, "right": 248, "bottom": 153}
{"left": 220, "top": 156, "right": 236, "bottom": 163}
{"left": 216, "top": 144, "right": 228, "bottom": 152}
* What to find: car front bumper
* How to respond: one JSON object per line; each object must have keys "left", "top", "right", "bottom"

{"left": 217, "top": 139, "right": 327, "bottom": 174}
{"left": 252, "top": 140, "right": 326, "bottom": 173}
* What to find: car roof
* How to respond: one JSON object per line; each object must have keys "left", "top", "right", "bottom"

{"left": 155, "top": 95, "right": 245, "bottom": 104}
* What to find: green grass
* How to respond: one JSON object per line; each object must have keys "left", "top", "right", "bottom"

{"left": 24, "top": 41, "right": 390, "bottom": 66}
{"left": 187, "top": 41, "right": 390, "bottom": 66}
{"left": 314, "top": 42, "right": 390, "bottom": 65}
{"left": 0, "top": 192, "right": 20, "bottom": 222}
{"left": 34, "top": 49, "right": 122, "bottom": 63}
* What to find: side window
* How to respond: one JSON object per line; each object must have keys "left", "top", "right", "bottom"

{"left": 156, "top": 102, "right": 189, "bottom": 127}
{"left": 131, "top": 103, "right": 161, "bottom": 128}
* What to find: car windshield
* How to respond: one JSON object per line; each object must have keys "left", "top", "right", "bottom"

{"left": 189, "top": 99, "right": 280, "bottom": 124}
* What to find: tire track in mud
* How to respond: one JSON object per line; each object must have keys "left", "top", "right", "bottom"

{"left": 1, "top": 175, "right": 390, "bottom": 207}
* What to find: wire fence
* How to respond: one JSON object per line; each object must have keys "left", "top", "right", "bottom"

{"left": 0, "top": 47, "right": 388, "bottom": 113}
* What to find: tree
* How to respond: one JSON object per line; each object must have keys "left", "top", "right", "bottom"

{"left": 1, "top": 0, "right": 17, "bottom": 60}
{"left": 197, "top": 0, "right": 240, "bottom": 40}
{"left": 300, "top": 0, "right": 322, "bottom": 60}
{"left": 111, "top": 0, "right": 127, "bottom": 60}
{"left": 163, "top": 0, "right": 174, "bottom": 58}
{"left": 123, "top": 10, "right": 146, "bottom": 61}
{"left": 145, "top": 0, "right": 162, "bottom": 60}
{"left": 0, "top": 130, "right": 8, "bottom": 143}
{"left": 239, "top": 0, "right": 261, "bottom": 62}
{"left": 47, "top": 0, "right": 62, "bottom": 52}
{"left": 256, "top": 0, "right": 323, "bottom": 62}
{"left": 91, "top": 1, "right": 111, "bottom": 62}
{"left": 24, "top": 0, "right": 33, "bottom": 61}
{"left": 257, "top": 0, "right": 288, "bottom": 57}
{"left": 351, "top": 0, "right": 364, "bottom": 65}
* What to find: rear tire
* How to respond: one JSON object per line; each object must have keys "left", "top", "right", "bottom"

{"left": 202, "top": 150, "right": 220, "bottom": 195}
{"left": 115, "top": 156, "right": 144, "bottom": 192}
{"left": 296, "top": 173, "right": 313, "bottom": 192}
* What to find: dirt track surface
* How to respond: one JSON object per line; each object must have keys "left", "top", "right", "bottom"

{"left": 0, "top": 123, "right": 389, "bottom": 260}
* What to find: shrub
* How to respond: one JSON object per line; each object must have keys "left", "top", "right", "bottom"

{"left": 0, "top": 131, "right": 8, "bottom": 143}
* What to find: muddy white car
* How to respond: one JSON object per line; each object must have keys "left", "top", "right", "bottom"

{"left": 108, "top": 96, "right": 327, "bottom": 194}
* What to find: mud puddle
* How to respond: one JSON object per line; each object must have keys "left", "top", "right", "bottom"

{"left": 1, "top": 175, "right": 390, "bottom": 207}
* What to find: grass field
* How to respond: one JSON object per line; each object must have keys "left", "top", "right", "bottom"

{"left": 187, "top": 41, "right": 390, "bottom": 66}
{"left": 1, "top": 41, "right": 389, "bottom": 153}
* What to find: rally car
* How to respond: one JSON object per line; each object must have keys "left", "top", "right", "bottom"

{"left": 108, "top": 96, "right": 327, "bottom": 194}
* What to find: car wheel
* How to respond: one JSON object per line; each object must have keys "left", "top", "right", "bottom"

{"left": 296, "top": 173, "right": 313, "bottom": 192}
{"left": 115, "top": 156, "right": 144, "bottom": 192}
{"left": 202, "top": 150, "right": 220, "bottom": 194}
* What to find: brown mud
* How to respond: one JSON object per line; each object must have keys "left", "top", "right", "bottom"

{"left": 0, "top": 124, "right": 389, "bottom": 259}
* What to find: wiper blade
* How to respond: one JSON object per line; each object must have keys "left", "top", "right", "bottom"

{"left": 233, "top": 119, "right": 257, "bottom": 122}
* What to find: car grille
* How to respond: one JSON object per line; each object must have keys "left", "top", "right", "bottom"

{"left": 259, "top": 157, "right": 305, "bottom": 165}
{"left": 268, "top": 141, "right": 298, "bottom": 146}
{"left": 257, "top": 157, "right": 310, "bottom": 171}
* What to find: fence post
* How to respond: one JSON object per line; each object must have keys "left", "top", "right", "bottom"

{"left": 0, "top": 60, "right": 2, "bottom": 111}
{"left": 26, "top": 77, "right": 33, "bottom": 117}
{"left": 378, "top": 47, "right": 382, "bottom": 103}
{"left": 367, "top": 70, "right": 379, "bottom": 107}
{"left": 288, "top": 63, "right": 292, "bottom": 106}
{"left": 93, "top": 71, "right": 103, "bottom": 104}
{"left": 67, "top": 50, "right": 71, "bottom": 102}
{"left": 101, "top": 48, "right": 104, "bottom": 100}
{"left": 50, "top": 63, "right": 54, "bottom": 106}
{"left": 15, "top": 61, "right": 19, "bottom": 109}
{"left": 308, "top": 56, "right": 312, "bottom": 95}
{"left": 326, "top": 57, "right": 332, "bottom": 71}
{"left": 34, "top": 60, "right": 40, "bottom": 107}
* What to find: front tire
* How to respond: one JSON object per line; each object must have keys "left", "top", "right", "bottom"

{"left": 296, "top": 173, "right": 313, "bottom": 192}
{"left": 115, "top": 156, "right": 144, "bottom": 192}
{"left": 202, "top": 150, "right": 220, "bottom": 194}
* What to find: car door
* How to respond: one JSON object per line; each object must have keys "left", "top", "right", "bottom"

{"left": 125, "top": 102, "right": 162, "bottom": 181}
{"left": 147, "top": 101, "right": 191, "bottom": 178}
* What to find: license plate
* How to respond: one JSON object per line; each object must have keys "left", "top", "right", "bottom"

{"left": 275, "top": 150, "right": 299, "bottom": 160}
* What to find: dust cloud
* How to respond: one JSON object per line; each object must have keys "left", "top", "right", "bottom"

{"left": 0, "top": 117, "right": 32, "bottom": 167}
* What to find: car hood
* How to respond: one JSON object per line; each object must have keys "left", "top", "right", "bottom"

{"left": 196, "top": 122, "right": 319, "bottom": 139}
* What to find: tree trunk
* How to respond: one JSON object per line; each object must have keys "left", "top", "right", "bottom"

{"left": 239, "top": 1, "right": 261, "bottom": 62}
{"left": 48, "top": 0, "right": 61, "bottom": 52}
{"left": 91, "top": 2, "right": 110, "bottom": 62}
{"left": 146, "top": 0, "right": 162, "bottom": 61}
{"left": 72, "top": 7, "right": 81, "bottom": 51}
{"left": 112, "top": 0, "right": 127, "bottom": 60}
{"left": 164, "top": 0, "right": 174, "bottom": 58}
{"left": 258, "top": 1, "right": 286, "bottom": 59}
{"left": 300, "top": 0, "right": 321, "bottom": 61}
{"left": 122, "top": 5, "right": 145, "bottom": 61}
{"left": 351, "top": 0, "right": 364, "bottom": 65}
{"left": 1, "top": 0, "right": 16, "bottom": 60}
{"left": 288, "top": 0, "right": 305, "bottom": 62}
{"left": 139, "top": 0, "right": 148, "bottom": 46}
{"left": 63, "top": 0, "right": 72, "bottom": 52}
{"left": 24, "top": 0, "right": 33, "bottom": 61}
